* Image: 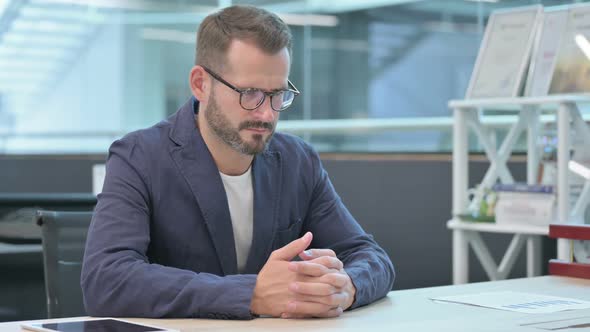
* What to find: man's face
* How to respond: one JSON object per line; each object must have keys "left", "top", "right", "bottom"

{"left": 204, "top": 88, "right": 274, "bottom": 155}
{"left": 203, "top": 39, "right": 290, "bottom": 155}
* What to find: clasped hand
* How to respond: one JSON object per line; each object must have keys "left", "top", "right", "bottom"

{"left": 250, "top": 232, "right": 356, "bottom": 318}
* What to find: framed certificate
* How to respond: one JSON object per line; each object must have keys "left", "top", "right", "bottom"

{"left": 549, "top": 3, "right": 590, "bottom": 95}
{"left": 466, "top": 5, "right": 542, "bottom": 99}
{"left": 525, "top": 7, "right": 569, "bottom": 96}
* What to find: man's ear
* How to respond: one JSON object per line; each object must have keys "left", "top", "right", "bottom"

{"left": 189, "top": 65, "right": 208, "bottom": 103}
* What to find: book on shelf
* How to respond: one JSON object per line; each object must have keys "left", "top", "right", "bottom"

{"left": 495, "top": 188, "right": 556, "bottom": 226}
{"left": 492, "top": 182, "right": 554, "bottom": 193}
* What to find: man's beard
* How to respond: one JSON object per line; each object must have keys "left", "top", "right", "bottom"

{"left": 204, "top": 90, "right": 275, "bottom": 155}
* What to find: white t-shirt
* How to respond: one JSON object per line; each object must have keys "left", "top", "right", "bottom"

{"left": 219, "top": 167, "right": 254, "bottom": 273}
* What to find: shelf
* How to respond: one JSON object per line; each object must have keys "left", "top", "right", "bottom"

{"left": 447, "top": 218, "right": 549, "bottom": 235}
{"left": 549, "top": 224, "right": 590, "bottom": 240}
{"left": 448, "top": 95, "right": 590, "bottom": 109}
{"left": 449, "top": 94, "right": 590, "bottom": 283}
{"left": 549, "top": 260, "right": 590, "bottom": 279}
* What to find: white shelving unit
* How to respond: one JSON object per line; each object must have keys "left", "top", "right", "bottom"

{"left": 448, "top": 95, "right": 590, "bottom": 284}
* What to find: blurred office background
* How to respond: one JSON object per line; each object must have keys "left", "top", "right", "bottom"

{"left": 0, "top": 0, "right": 588, "bottom": 322}
{"left": 3, "top": 0, "right": 588, "bottom": 153}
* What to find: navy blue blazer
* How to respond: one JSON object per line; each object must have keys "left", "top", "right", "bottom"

{"left": 81, "top": 98, "right": 394, "bottom": 320}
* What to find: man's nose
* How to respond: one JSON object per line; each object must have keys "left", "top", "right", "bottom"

{"left": 253, "top": 97, "right": 277, "bottom": 122}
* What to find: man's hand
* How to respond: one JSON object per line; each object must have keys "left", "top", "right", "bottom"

{"left": 250, "top": 232, "right": 314, "bottom": 317}
{"left": 281, "top": 249, "right": 356, "bottom": 319}
{"left": 250, "top": 233, "right": 355, "bottom": 319}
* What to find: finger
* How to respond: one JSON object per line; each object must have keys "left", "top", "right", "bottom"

{"left": 280, "top": 312, "right": 307, "bottom": 319}
{"left": 292, "top": 292, "right": 348, "bottom": 307}
{"left": 281, "top": 306, "right": 343, "bottom": 319}
{"left": 298, "top": 249, "right": 336, "bottom": 261}
{"left": 313, "top": 306, "right": 343, "bottom": 318}
{"left": 270, "top": 232, "right": 312, "bottom": 261}
{"left": 309, "top": 256, "right": 344, "bottom": 271}
{"left": 288, "top": 261, "right": 339, "bottom": 277}
{"left": 285, "top": 301, "right": 334, "bottom": 316}
{"left": 319, "top": 273, "right": 349, "bottom": 288}
{"left": 290, "top": 281, "right": 339, "bottom": 296}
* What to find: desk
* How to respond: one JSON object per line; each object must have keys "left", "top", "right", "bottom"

{"left": 1, "top": 276, "right": 589, "bottom": 331}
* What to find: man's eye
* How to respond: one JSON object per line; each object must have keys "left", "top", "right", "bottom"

{"left": 243, "top": 90, "right": 261, "bottom": 97}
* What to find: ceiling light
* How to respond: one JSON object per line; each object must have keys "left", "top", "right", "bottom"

{"left": 21, "top": 6, "right": 106, "bottom": 23}
{"left": 2, "top": 33, "right": 81, "bottom": 48}
{"left": 141, "top": 28, "right": 194, "bottom": 44}
{"left": 12, "top": 19, "right": 89, "bottom": 35}
{"left": 285, "top": 0, "right": 423, "bottom": 13}
{"left": 30, "top": 0, "right": 214, "bottom": 12}
{"left": 0, "top": 45, "right": 69, "bottom": 59}
{"left": 278, "top": 13, "right": 338, "bottom": 27}
{"left": 0, "top": 59, "right": 59, "bottom": 70}
{"left": 0, "top": 83, "right": 40, "bottom": 93}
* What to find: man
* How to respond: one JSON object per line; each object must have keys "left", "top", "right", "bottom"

{"left": 81, "top": 5, "right": 394, "bottom": 320}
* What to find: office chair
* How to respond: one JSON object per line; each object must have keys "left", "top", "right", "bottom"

{"left": 36, "top": 210, "right": 93, "bottom": 318}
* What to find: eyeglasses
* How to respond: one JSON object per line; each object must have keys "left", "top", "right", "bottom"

{"left": 201, "top": 66, "right": 300, "bottom": 112}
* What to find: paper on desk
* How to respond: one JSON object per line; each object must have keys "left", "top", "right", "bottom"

{"left": 431, "top": 291, "right": 590, "bottom": 314}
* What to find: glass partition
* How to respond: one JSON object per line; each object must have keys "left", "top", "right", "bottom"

{"left": 0, "top": 0, "right": 586, "bottom": 153}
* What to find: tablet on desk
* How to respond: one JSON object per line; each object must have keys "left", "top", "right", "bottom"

{"left": 21, "top": 318, "right": 178, "bottom": 332}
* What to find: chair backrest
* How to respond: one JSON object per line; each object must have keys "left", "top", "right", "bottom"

{"left": 36, "top": 210, "right": 93, "bottom": 318}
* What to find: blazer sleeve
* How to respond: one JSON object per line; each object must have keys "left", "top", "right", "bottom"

{"left": 81, "top": 134, "right": 257, "bottom": 320}
{"left": 303, "top": 146, "right": 395, "bottom": 309}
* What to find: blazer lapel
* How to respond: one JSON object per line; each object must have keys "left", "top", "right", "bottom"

{"left": 243, "top": 150, "right": 282, "bottom": 274}
{"left": 168, "top": 99, "right": 238, "bottom": 275}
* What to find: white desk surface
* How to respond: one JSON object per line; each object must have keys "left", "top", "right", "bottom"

{"left": 2, "top": 276, "right": 589, "bottom": 332}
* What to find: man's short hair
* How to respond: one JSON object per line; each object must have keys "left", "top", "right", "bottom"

{"left": 195, "top": 5, "right": 292, "bottom": 72}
